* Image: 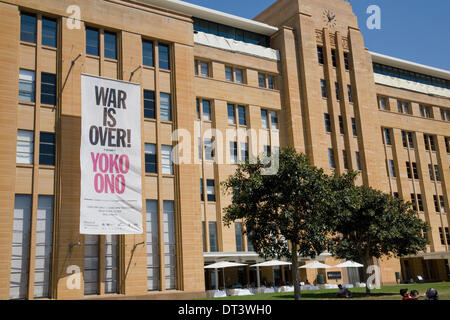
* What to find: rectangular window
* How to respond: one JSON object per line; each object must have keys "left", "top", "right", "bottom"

{"left": 417, "top": 194, "right": 424, "bottom": 212}
{"left": 41, "top": 73, "right": 56, "bottom": 106}
{"left": 419, "top": 105, "right": 432, "bottom": 118}
{"left": 379, "top": 97, "right": 387, "bottom": 110}
{"left": 440, "top": 108, "right": 450, "bottom": 121}
{"left": 145, "top": 144, "right": 157, "bottom": 174}
{"left": 429, "top": 135, "right": 436, "bottom": 151}
{"left": 143, "top": 90, "right": 155, "bottom": 119}
{"left": 402, "top": 131, "right": 408, "bottom": 148}
{"left": 207, "top": 179, "right": 215, "bottom": 202}
{"left": 343, "top": 52, "right": 350, "bottom": 70}
{"left": 339, "top": 116, "right": 344, "bottom": 134}
{"left": 159, "top": 44, "right": 170, "bottom": 70}
{"left": 209, "top": 222, "right": 217, "bottom": 252}
{"left": 388, "top": 160, "right": 396, "bottom": 177}
{"left": 34, "top": 195, "right": 54, "bottom": 298}
{"left": 412, "top": 162, "right": 419, "bottom": 180}
{"left": 202, "top": 222, "right": 206, "bottom": 252}
{"left": 235, "top": 69, "right": 243, "bottom": 84}
{"left": 17, "top": 130, "right": 34, "bottom": 164}
{"left": 19, "top": 69, "right": 36, "bottom": 103}
{"left": 411, "top": 194, "right": 417, "bottom": 211}
{"left": 317, "top": 46, "right": 324, "bottom": 64}
{"left": 434, "top": 196, "right": 440, "bottom": 213}
{"left": 407, "top": 132, "right": 414, "bottom": 149}
{"left": 225, "top": 66, "right": 233, "bottom": 82}
{"left": 445, "top": 137, "right": 450, "bottom": 153}
{"left": 406, "top": 162, "right": 412, "bottom": 179}
{"left": 228, "top": 104, "right": 236, "bottom": 125}
{"left": 42, "top": 17, "right": 57, "bottom": 48}
{"left": 199, "top": 61, "right": 209, "bottom": 77}
{"left": 429, "top": 164, "right": 435, "bottom": 181}
{"left": 84, "top": 234, "right": 99, "bottom": 295}
{"left": 440, "top": 196, "right": 446, "bottom": 214}
{"left": 104, "top": 234, "right": 119, "bottom": 294}
{"left": 258, "top": 73, "right": 266, "bottom": 88}
{"left": 270, "top": 111, "right": 278, "bottom": 130}
{"left": 397, "top": 101, "right": 409, "bottom": 114}
{"left": 324, "top": 113, "right": 331, "bottom": 133}
{"left": 142, "top": 40, "right": 154, "bottom": 67}
{"left": 328, "top": 148, "right": 335, "bottom": 169}
{"left": 393, "top": 192, "right": 399, "bottom": 199}
{"left": 247, "top": 232, "right": 254, "bottom": 252}
{"left": 160, "top": 93, "right": 171, "bottom": 121}
{"left": 261, "top": 109, "right": 269, "bottom": 129}
{"left": 146, "top": 200, "right": 159, "bottom": 291}
{"left": 343, "top": 150, "right": 349, "bottom": 170}
{"left": 200, "top": 179, "right": 204, "bottom": 201}
{"left": 161, "top": 145, "right": 173, "bottom": 175}
{"left": 238, "top": 106, "right": 246, "bottom": 126}
{"left": 347, "top": 85, "right": 353, "bottom": 103}
{"left": 202, "top": 100, "right": 211, "bottom": 121}
{"left": 434, "top": 165, "right": 441, "bottom": 182}
{"left": 10, "top": 194, "right": 32, "bottom": 299}
{"left": 240, "top": 142, "right": 249, "bottom": 162}
{"left": 335, "top": 82, "right": 340, "bottom": 100}
{"left": 331, "top": 49, "right": 337, "bottom": 67}
{"left": 230, "top": 141, "right": 238, "bottom": 164}
{"left": 267, "top": 75, "right": 275, "bottom": 89}
{"left": 383, "top": 128, "right": 392, "bottom": 145}
{"left": 446, "top": 228, "right": 450, "bottom": 245}
{"left": 355, "top": 152, "right": 361, "bottom": 171}
{"left": 104, "top": 31, "right": 117, "bottom": 60}
{"left": 86, "top": 27, "right": 99, "bottom": 56}
{"left": 321, "top": 79, "right": 327, "bottom": 98}
{"left": 163, "top": 200, "right": 177, "bottom": 290}
{"left": 20, "top": 12, "right": 36, "bottom": 43}
{"left": 351, "top": 118, "right": 357, "bottom": 136}
{"left": 204, "top": 139, "right": 214, "bottom": 161}
{"left": 39, "top": 132, "right": 55, "bottom": 166}
{"left": 439, "top": 228, "right": 445, "bottom": 245}
{"left": 235, "top": 222, "right": 244, "bottom": 252}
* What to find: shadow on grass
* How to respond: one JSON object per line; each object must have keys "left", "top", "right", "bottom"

{"left": 272, "top": 292, "right": 399, "bottom": 300}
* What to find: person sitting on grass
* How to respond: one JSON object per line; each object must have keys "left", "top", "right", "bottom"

{"left": 337, "top": 284, "right": 352, "bottom": 298}
{"left": 400, "top": 289, "right": 424, "bottom": 300}
{"left": 425, "top": 288, "right": 439, "bottom": 301}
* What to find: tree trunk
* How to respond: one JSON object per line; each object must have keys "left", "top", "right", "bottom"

{"left": 291, "top": 244, "right": 301, "bottom": 300}
{"left": 361, "top": 255, "right": 372, "bottom": 294}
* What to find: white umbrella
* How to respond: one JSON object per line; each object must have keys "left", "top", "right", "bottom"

{"left": 250, "top": 260, "right": 292, "bottom": 288}
{"left": 204, "top": 261, "right": 248, "bottom": 290}
{"left": 335, "top": 261, "right": 364, "bottom": 268}
{"left": 299, "top": 261, "right": 331, "bottom": 269}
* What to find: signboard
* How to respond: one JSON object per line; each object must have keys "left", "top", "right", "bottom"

{"left": 80, "top": 74, "right": 143, "bottom": 235}
{"left": 327, "top": 271, "right": 342, "bottom": 280}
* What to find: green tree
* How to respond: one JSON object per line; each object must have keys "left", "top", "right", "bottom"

{"left": 222, "top": 148, "right": 333, "bottom": 300}
{"left": 328, "top": 173, "right": 429, "bottom": 293}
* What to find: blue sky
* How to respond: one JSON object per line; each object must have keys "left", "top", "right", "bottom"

{"left": 182, "top": 0, "right": 450, "bottom": 71}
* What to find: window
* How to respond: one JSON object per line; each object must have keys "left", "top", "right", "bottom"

{"left": 204, "top": 139, "right": 214, "bottom": 161}
{"left": 258, "top": 73, "right": 266, "bottom": 88}
{"left": 429, "top": 164, "right": 435, "bottom": 181}
{"left": 412, "top": 162, "right": 419, "bottom": 180}
{"left": 383, "top": 128, "right": 392, "bottom": 145}
{"left": 235, "top": 69, "right": 243, "bottom": 84}
{"left": 144, "top": 90, "right": 155, "bottom": 119}
{"left": 441, "top": 108, "right": 450, "bottom": 121}
{"left": 158, "top": 44, "right": 170, "bottom": 70}
{"left": 238, "top": 106, "right": 246, "bottom": 126}
{"left": 225, "top": 66, "right": 233, "bottom": 82}
{"left": 20, "top": 12, "right": 36, "bottom": 43}
{"left": 235, "top": 222, "right": 244, "bottom": 252}
{"left": 196, "top": 99, "right": 200, "bottom": 120}
{"left": 446, "top": 228, "right": 450, "bottom": 245}
{"left": 445, "top": 137, "right": 450, "bottom": 153}
{"left": 328, "top": 148, "right": 335, "bottom": 169}
{"left": 145, "top": 144, "right": 157, "bottom": 174}
{"left": 434, "top": 196, "right": 440, "bottom": 213}
{"left": 406, "top": 162, "right": 412, "bottom": 179}
{"left": 419, "top": 105, "right": 432, "bottom": 118}
{"left": 267, "top": 75, "right": 275, "bottom": 89}
{"left": 338, "top": 116, "right": 344, "bottom": 134}
{"left": 347, "top": 85, "right": 353, "bottom": 103}
{"left": 439, "top": 228, "right": 445, "bottom": 245}
{"left": 247, "top": 232, "right": 254, "bottom": 252}
{"left": 351, "top": 118, "right": 357, "bottom": 136}
{"left": 202, "top": 100, "right": 211, "bottom": 121}
{"left": 261, "top": 110, "right": 269, "bottom": 129}
{"left": 230, "top": 141, "right": 238, "bottom": 164}
{"left": 227, "top": 104, "right": 236, "bottom": 125}
{"left": 355, "top": 152, "right": 361, "bottom": 171}
{"left": 417, "top": 194, "right": 424, "bottom": 211}
{"left": 343, "top": 150, "right": 349, "bottom": 170}
{"left": 434, "top": 165, "right": 441, "bottom": 182}
{"left": 388, "top": 160, "right": 396, "bottom": 177}
{"left": 17, "top": 130, "right": 34, "bottom": 164}
{"left": 42, "top": 17, "right": 57, "bottom": 48}
{"left": 161, "top": 145, "right": 173, "bottom": 175}
{"left": 411, "top": 194, "right": 417, "bottom": 211}
{"left": 142, "top": 40, "right": 154, "bottom": 67}
{"left": 393, "top": 192, "right": 399, "bottom": 199}
{"left": 331, "top": 49, "right": 337, "bottom": 67}
{"left": 379, "top": 97, "right": 387, "bottom": 110}
{"left": 343, "top": 52, "right": 350, "bottom": 70}
{"left": 270, "top": 111, "right": 278, "bottom": 130}
{"left": 397, "top": 101, "right": 409, "bottom": 114}
{"left": 440, "top": 196, "right": 446, "bottom": 214}
{"left": 84, "top": 234, "right": 99, "bottom": 295}
{"left": 160, "top": 93, "right": 171, "bottom": 121}
{"left": 401, "top": 131, "right": 408, "bottom": 148}
{"left": 206, "top": 180, "right": 215, "bottom": 202}
{"left": 240, "top": 143, "right": 249, "bottom": 162}
{"left": 317, "top": 46, "right": 324, "bottom": 64}
{"left": 209, "top": 222, "right": 217, "bottom": 252}
{"left": 39, "top": 132, "right": 55, "bottom": 166}
{"left": 320, "top": 79, "right": 327, "bottom": 98}
{"left": 402, "top": 131, "right": 414, "bottom": 148}
{"left": 146, "top": 200, "right": 159, "bottom": 291}
{"left": 335, "top": 82, "right": 340, "bottom": 100}
{"left": 19, "top": 69, "right": 35, "bottom": 103}
{"left": 86, "top": 27, "right": 99, "bottom": 56}
{"left": 324, "top": 113, "right": 331, "bottom": 133}
{"left": 196, "top": 61, "right": 209, "bottom": 77}
{"left": 424, "top": 134, "right": 436, "bottom": 151}
{"left": 104, "top": 31, "right": 117, "bottom": 60}
{"left": 41, "top": 73, "right": 56, "bottom": 105}
{"left": 200, "top": 179, "right": 204, "bottom": 201}
{"left": 163, "top": 200, "right": 177, "bottom": 290}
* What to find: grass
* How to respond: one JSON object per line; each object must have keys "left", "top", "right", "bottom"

{"left": 200, "top": 282, "right": 450, "bottom": 300}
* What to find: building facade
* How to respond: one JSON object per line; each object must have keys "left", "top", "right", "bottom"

{"left": 0, "top": 0, "right": 448, "bottom": 299}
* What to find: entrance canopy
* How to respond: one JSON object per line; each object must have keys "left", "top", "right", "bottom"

{"left": 300, "top": 261, "right": 331, "bottom": 269}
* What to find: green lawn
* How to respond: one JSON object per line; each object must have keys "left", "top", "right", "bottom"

{"left": 200, "top": 282, "right": 450, "bottom": 300}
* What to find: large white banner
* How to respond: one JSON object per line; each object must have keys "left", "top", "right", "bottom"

{"left": 80, "top": 74, "right": 143, "bottom": 234}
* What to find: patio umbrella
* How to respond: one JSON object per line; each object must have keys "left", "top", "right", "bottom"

{"left": 334, "top": 261, "right": 364, "bottom": 268}
{"left": 204, "top": 261, "right": 248, "bottom": 290}
{"left": 250, "top": 260, "right": 292, "bottom": 288}
{"left": 299, "top": 261, "right": 331, "bottom": 269}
